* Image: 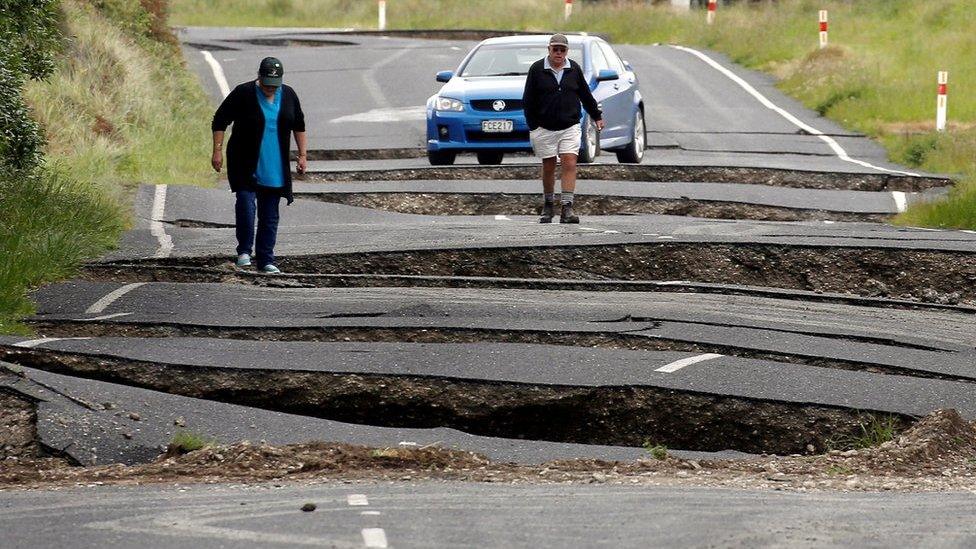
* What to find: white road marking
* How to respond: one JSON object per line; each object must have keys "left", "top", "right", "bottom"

{"left": 361, "top": 511, "right": 382, "bottom": 516}
{"left": 201, "top": 50, "right": 231, "bottom": 98}
{"left": 363, "top": 44, "right": 415, "bottom": 108}
{"left": 579, "top": 227, "right": 601, "bottom": 231}
{"left": 150, "top": 185, "right": 173, "bottom": 259}
{"left": 347, "top": 494, "right": 369, "bottom": 506}
{"left": 75, "top": 312, "right": 133, "bottom": 322}
{"left": 362, "top": 528, "right": 388, "bottom": 548}
{"left": 823, "top": 220, "right": 836, "bottom": 224}
{"left": 671, "top": 45, "right": 920, "bottom": 177}
{"left": 603, "top": 229, "right": 621, "bottom": 234}
{"left": 494, "top": 215, "right": 511, "bottom": 221}
{"left": 657, "top": 235, "right": 675, "bottom": 239}
{"left": 891, "top": 191, "right": 908, "bottom": 213}
{"left": 330, "top": 106, "right": 426, "bottom": 123}
{"left": 656, "top": 353, "right": 723, "bottom": 373}
{"left": 14, "top": 337, "right": 91, "bottom": 349}
{"left": 85, "top": 283, "right": 147, "bottom": 314}
{"left": 962, "top": 230, "right": 976, "bottom": 234}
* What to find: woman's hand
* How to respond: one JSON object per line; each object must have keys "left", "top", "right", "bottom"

{"left": 296, "top": 154, "right": 307, "bottom": 175}
{"left": 211, "top": 149, "right": 223, "bottom": 172}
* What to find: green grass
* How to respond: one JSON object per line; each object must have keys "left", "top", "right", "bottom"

{"left": 828, "top": 414, "right": 900, "bottom": 451}
{"left": 0, "top": 0, "right": 214, "bottom": 333}
{"left": 169, "top": 430, "right": 215, "bottom": 453}
{"left": 170, "top": 0, "right": 976, "bottom": 228}
{"left": 642, "top": 440, "right": 669, "bottom": 460}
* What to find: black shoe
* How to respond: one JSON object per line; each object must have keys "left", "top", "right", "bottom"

{"left": 539, "top": 201, "right": 554, "bottom": 223}
{"left": 559, "top": 203, "right": 579, "bottom": 224}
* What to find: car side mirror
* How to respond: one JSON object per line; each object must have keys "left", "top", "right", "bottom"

{"left": 435, "top": 70, "right": 454, "bottom": 83}
{"left": 596, "top": 69, "right": 619, "bottom": 82}
{"left": 623, "top": 60, "right": 633, "bottom": 71}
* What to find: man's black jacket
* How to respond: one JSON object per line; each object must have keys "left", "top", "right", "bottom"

{"left": 212, "top": 81, "right": 305, "bottom": 204}
{"left": 522, "top": 58, "right": 602, "bottom": 132}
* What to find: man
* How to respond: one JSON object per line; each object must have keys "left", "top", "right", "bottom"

{"left": 211, "top": 57, "right": 307, "bottom": 274}
{"left": 522, "top": 34, "right": 604, "bottom": 223}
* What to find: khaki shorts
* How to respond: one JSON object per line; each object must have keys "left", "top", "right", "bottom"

{"left": 529, "top": 124, "right": 582, "bottom": 159}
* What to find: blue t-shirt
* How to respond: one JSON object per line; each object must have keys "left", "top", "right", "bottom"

{"left": 254, "top": 86, "right": 284, "bottom": 188}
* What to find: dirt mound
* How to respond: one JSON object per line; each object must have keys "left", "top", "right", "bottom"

{"left": 848, "top": 409, "right": 976, "bottom": 474}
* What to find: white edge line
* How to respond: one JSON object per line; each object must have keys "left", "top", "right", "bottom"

{"left": 891, "top": 191, "right": 908, "bottom": 213}
{"left": 670, "top": 45, "right": 920, "bottom": 177}
{"left": 656, "top": 353, "right": 723, "bottom": 373}
{"left": 75, "top": 312, "right": 133, "bottom": 322}
{"left": 150, "top": 185, "right": 173, "bottom": 259}
{"left": 362, "top": 528, "right": 388, "bottom": 548}
{"left": 347, "top": 494, "right": 369, "bottom": 506}
{"left": 14, "top": 337, "right": 91, "bottom": 349}
{"left": 201, "top": 50, "right": 231, "bottom": 99}
{"left": 85, "top": 283, "right": 147, "bottom": 314}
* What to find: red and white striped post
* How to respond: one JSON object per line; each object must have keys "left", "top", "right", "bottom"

{"left": 819, "top": 10, "right": 828, "bottom": 49}
{"left": 936, "top": 71, "right": 948, "bottom": 132}
{"left": 706, "top": 0, "right": 717, "bottom": 25}
{"left": 378, "top": 0, "right": 387, "bottom": 31}
{"left": 564, "top": 0, "right": 573, "bottom": 21}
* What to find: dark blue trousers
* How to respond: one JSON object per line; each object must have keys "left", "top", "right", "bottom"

{"left": 235, "top": 187, "right": 281, "bottom": 268}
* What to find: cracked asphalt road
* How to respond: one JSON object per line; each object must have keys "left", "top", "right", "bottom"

{"left": 3, "top": 27, "right": 975, "bottom": 548}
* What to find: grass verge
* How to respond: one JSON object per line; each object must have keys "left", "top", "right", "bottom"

{"left": 0, "top": 0, "right": 214, "bottom": 333}
{"left": 170, "top": 0, "right": 976, "bottom": 228}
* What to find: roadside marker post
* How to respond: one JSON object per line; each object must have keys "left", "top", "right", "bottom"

{"left": 707, "top": 0, "right": 717, "bottom": 25}
{"left": 937, "top": 71, "right": 948, "bottom": 132}
{"left": 565, "top": 0, "right": 573, "bottom": 21}
{"left": 378, "top": 0, "right": 386, "bottom": 31}
{"left": 819, "top": 10, "right": 828, "bottom": 49}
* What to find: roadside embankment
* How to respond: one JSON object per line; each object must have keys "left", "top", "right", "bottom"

{"left": 0, "top": 0, "right": 213, "bottom": 333}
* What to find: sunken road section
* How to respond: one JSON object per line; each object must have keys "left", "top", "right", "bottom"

{"left": 0, "top": 388, "right": 41, "bottom": 459}
{"left": 297, "top": 192, "right": 889, "bottom": 223}
{"left": 305, "top": 164, "right": 951, "bottom": 192}
{"left": 0, "top": 347, "right": 913, "bottom": 455}
{"left": 88, "top": 243, "right": 976, "bottom": 305}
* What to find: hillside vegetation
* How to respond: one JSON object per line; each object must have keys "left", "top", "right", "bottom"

{"left": 170, "top": 0, "right": 976, "bottom": 228}
{"left": 0, "top": 0, "right": 212, "bottom": 333}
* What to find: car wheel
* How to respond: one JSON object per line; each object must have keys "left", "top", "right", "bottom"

{"left": 578, "top": 117, "right": 600, "bottom": 164}
{"left": 476, "top": 151, "right": 504, "bottom": 165}
{"left": 615, "top": 109, "right": 645, "bottom": 164}
{"left": 427, "top": 150, "right": 456, "bottom": 166}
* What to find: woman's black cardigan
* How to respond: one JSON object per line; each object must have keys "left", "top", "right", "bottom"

{"left": 211, "top": 81, "right": 305, "bottom": 204}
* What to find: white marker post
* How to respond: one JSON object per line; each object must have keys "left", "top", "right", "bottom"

{"left": 564, "top": 0, "right": 573, "bottom": 21}
{"left": 706, "top": 0, "right": 717, "bottom": 25}
{"left": 378, "top": 0, "right": 386, "bottom": 31}
{"left": 819, "top": 10, "right": 828, "bottom": 49}
{"left": 936, "top": 71, "right": 948, "bottom": 132}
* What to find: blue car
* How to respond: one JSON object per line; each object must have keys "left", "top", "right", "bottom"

{"left": 426, "top": 34, "right": 645, "bottom": 166}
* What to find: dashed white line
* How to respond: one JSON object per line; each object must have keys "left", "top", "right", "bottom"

{"left": 85, "top": 283, "right": 147, "bottom": 314}
{"left": 14, "top": 337, "right": 91, "bottom": 349}
{"left": 670, "top": 45, "right": 920, "bottom": 177}
{"left": 655, "top": 353, "right": 723, "bottom": 373}
{"left": 347, "top": 494, "right": 369, "bottom": 506}
{"left": 494, "top": 215, "right": 511, "bottom": 221}
{"left": 891, "top": 191, "right": 908, "bottom": 213}
{"left": 361, "top": 511, "right": 382, "bottom": 516}
{"left": 75, "top": 312, "right": 133, "bottom": 322}
{"left": 150, "top": 185, "right": 173, "bottom": 259}
{"left": 201, "top": 50, "right": 231, "bottom": 99}
{"left": 362, "top": 528, "right": 388, "bottom": 548}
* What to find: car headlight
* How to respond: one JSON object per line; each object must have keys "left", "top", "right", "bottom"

{"left": 435, "top": 96, "right": 464, "bottom": 112}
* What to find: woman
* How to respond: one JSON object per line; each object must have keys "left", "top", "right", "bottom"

{"left": 211, "top": 56, "right": 307, "bottom": 274}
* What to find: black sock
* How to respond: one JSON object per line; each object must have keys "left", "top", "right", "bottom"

{"left": 544, "top": 193, "right": 555, "bottom": 204}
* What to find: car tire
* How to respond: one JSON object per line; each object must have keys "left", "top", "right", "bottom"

{"left": 427, "top": 150, "right": 456, "bottom": 166}
{"left": 615, "top": 109, "right": 645, "bottom": 164}
{"left": 476, "top": 151, "right": 504, "bottom": 165}
{"left": 578, "top": 117, "right": 600, "bottom": 164}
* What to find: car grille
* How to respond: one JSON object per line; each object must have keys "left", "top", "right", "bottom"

{"left": 471, "top": 99, "right": 523, "bottom": 112}
{"left": 466, "top": 130, "right": 530, "bottom": 142}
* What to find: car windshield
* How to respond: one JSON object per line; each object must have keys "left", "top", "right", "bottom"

{"left": 459, "top": 44, "right": 583, "bottom": 77}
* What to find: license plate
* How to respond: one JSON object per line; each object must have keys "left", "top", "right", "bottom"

{"left": 481, "top": 119, "right": 513, "bottom": 133}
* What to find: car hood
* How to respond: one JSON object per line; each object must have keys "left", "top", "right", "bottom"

{"left": 438, "top": 76, "right": 527, "bottom": 102}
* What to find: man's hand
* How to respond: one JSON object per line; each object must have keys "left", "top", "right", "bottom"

{"left": 296, "top": 154, "right": 307, "bottom": 175}
{"left": 211, "top": 150, "right": 222, "bottom": 172}
{"left": 596, "top": 119, "right": 606, "bottom": 131}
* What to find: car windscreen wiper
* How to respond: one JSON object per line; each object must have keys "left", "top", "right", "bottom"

{"left": 480, "top": 72, "right": 526, "bottom": 77}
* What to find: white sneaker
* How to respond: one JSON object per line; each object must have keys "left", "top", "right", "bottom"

{"left": 261, "top": 264, "right": 281, "bottom": 274}
{"left": 236, "top": 253, "right": 251, "bottom": 267}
